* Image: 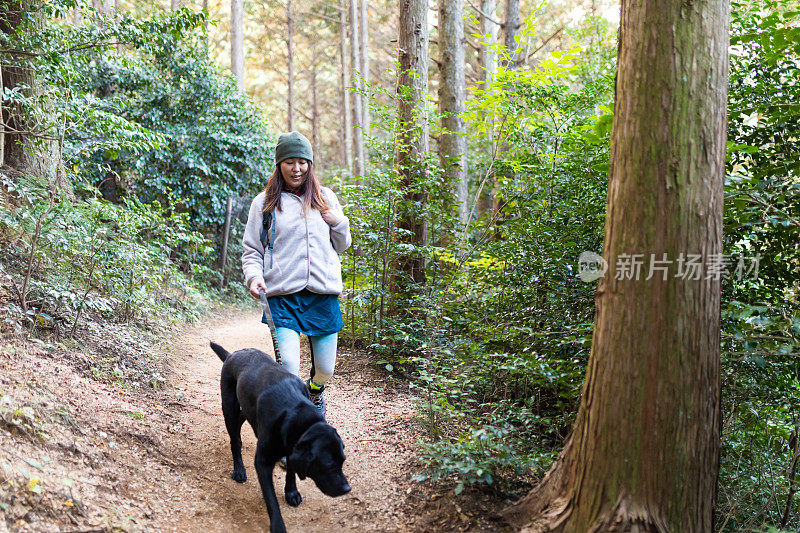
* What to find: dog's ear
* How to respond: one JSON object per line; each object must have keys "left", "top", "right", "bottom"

{"left": 288, "top": 449, "right": 311, "bottom": 479}
{"left": 334, "top": 427, "right": 345, "bottom": 450}
{"left": 288, "top": 437, "right": 313, "bottom": 479}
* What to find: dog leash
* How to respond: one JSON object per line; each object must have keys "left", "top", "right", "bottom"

{"left": 259, "top": 289, "right": 282, "bottom": 365}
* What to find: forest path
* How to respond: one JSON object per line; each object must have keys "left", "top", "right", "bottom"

{"left": 154, "top": 307, "right": 417, "bottom": 532}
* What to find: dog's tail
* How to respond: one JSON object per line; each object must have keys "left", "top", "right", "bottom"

{"left": 210, "top": 342, "right": 230, "bottom": 362}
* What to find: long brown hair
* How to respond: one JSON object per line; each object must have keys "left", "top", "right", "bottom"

{"left": 262, "top": 163, "right": 329, "bottom": 214}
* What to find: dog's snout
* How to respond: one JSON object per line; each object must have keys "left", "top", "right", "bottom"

{"left": 342, "top": 483, "right": 351, "bottom": 494}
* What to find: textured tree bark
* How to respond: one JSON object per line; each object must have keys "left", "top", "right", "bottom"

{"left": 349, "top": 0, "right": 364, "bottom": 179}
{"left": 230, "top": 0, "right": 243, "bottom": 90}
{"left": 500, "top": 0, "right": 729, "bottom": 531}
{"left": 392, "top": 0, "right": 429, "bottom": 292}
{"left": 286, "top": 0, "right": 295, "bottom": 130}
{"left": 438, "top": 0, "right": 468, "bottom": 225}
{"left": 1, "top": 1, "right": 65, "bottom": 191}
{"left": 502, "top": 0, "right": 519, "bottom": 66}
{"left": 338, "top": 0, "right": 353, "bottom": 171}
{"left": 1, "top": 2, "right": 35, "bottom": 170}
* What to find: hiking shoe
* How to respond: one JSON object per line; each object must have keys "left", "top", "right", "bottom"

{"left": 306, "top": 379, "right": 326, "bottom": 419}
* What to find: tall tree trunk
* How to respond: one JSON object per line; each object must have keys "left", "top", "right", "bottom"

{"left": 0, "top": 60, "right": 4, "bottom": 169}
{"left": 1, "top": 2, "right": 35, "bottom": 170}
{"left": 360, "top": 0, "right": 370, "bottom": 139}
{"left": 493, "top": 0, "right": 520, "bottom": 235}
{"left": 500, "top": 0, "right": 729, "bottom": 530}
{"left": 392, "top": 0, "right": 429, "bottom": 295}
{"left": 479, "top": 0, "right": 498, "bottom": 94}
{"left": 349, "top": 0, "right": 364, "bottom": 179}
{"left": 502, "top": 0, "right": 519, "bottom": 67}
{"left": 230, "top": 0, "right": 244, "bottom": 90}
{"left": 202, "top": 0, "right": 209, "bottom": 33}
{"left": 310, "top": 44, "right": 321, "bottom": 172}
{"left": 286, "top": 0, "right": 295, "bottom": 130}
{"left": 438, "top": 0, "right": 468, "bottom": 225}
{"left": 479, "top": 0, "right": 499, "bottom": 220}
{"left": 338, "top": 0, "right": 353, "bottom": 171}
{"left": 1, "top": 1, "right": 65, "bottom": 191}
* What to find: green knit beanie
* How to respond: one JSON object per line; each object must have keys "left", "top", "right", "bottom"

{"left": 274, "top": 131, "right": 313, "bottom": 165}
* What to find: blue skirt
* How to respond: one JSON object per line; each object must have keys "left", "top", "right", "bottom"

{"left": 263, "top": 289, "right": 343, "bottom": 337}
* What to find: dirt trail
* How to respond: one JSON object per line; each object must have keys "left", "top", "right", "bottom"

{"left": 154, "top": 308, "right": 418, "bottom": 532}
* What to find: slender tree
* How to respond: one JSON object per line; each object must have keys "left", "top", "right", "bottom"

{"left": 287, "top": 0, "right": 295, "bottom": 130}
{"left": 359, "top": 0, "right": 370, "bottom": 139}
{"left": 500, "top": 0, "right": 729, "bottom": 530}
{"left": 230, "top": 0, "right": 244, "bottom": 90}
{"left": 310, "top": 43, "right": 322, "bottom": 171}
{"left": 503, "top": 0, "right": 519, "bottom": 67}
{"left": 1, "top": 1, "right": 35, "bottom": 170}
{"left": 91, "top": 0, "right": 114, "bottom": 28}
{"left": 438, "top": 0, "right": 468, "bottom": 225}
{"left": 1, "top": 1, "right": 66, "bottom": 191}
{"left": 479, "top": 0, "right": 498, "bottom": 92}
{"left": 393, "top": 0, "right": 429, "bottom": 292}
{"left": 338, "top": 0, "right": 353, "bottom": 171}
{"left": 479, "top": 0, "right": 500, "bottom": 222}
{"left": 349, "top": 0, "right": 364, "bottom": 179}
{"left": 493, "top": 0, "right": 520, "bottom": 233}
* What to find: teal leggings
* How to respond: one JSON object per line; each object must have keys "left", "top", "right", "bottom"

{"left": 274, "top": 327, "right": 338, "bottom": 385}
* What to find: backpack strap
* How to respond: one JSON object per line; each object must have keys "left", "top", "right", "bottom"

{"left": 259, "top": 210, "right": 275, "bottom": 269}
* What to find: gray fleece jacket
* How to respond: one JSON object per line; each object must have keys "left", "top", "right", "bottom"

{"left": 241, "top": 187, "right": 352, "bottom": 297}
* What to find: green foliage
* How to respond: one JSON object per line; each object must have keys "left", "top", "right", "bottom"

{"left": 0, "top": 1, "right": 197, "bottom": 160}
{"left": 339, "top": 26, "right": 614, "bottom": 494}
{"left": 2, "top": 0, "right": 272, "bottom": 268}
{"left": 346, "top": 5, "right": 800, "bottom": 526}
{"left": 715, "top": 0, "right": 800, "bottom": 529}
{"left": 3, "top": 0, "right": 798, "bottom": 526}
{"left": 73, "top": 38, "right": 273, "bottom": 231}
{"left": 1, "top": 173, "right": 211, "bottom": 336}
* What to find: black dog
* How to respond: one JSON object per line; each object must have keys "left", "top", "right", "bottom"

{"left": 210, "top": 342, "right": 350, "bottom": 533}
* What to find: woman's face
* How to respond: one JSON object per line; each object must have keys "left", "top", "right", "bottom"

{"left": 280, "top": 158, "right": 309, "bottom": 190}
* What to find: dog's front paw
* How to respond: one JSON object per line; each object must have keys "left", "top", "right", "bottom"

{"left": 285, "top": 489, "right": 303, "bottom": 507}
{"left": 231, "top": 468, "right": 247, "bottom": 483}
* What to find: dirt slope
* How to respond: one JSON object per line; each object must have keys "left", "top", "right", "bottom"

{"left": 0, "top": 308, "right": 422, "bottom": 532}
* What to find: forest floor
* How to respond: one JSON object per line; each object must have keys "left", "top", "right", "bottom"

{"left": 0, "top": 306, "right": 513, "bottom": 532}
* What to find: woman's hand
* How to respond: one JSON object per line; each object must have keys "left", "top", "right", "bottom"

{"left": 321, "top": 208, "right": 344, "bottom": 227}
{"left": 248, "top": 279, "right": 267, "bottom": 300}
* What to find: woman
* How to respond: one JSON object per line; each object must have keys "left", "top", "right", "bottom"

{"left": 242, "top": 131, "right": 351, "bottom": 418}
